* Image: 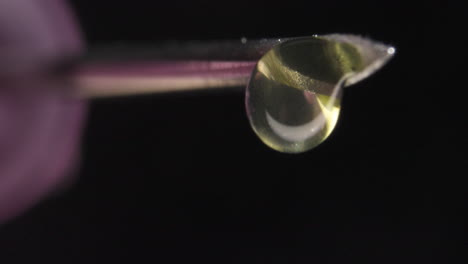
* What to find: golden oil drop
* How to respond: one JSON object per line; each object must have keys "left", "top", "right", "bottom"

{"left": 245, "top": 35, "right": 395, "bottom": 153}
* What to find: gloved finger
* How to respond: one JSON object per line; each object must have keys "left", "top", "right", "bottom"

{"left": 0, "top": 0, "right": 87, "bottom": 224}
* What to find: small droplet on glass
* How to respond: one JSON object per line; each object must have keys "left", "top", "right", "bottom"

{"left": 245, "top": 35, "right": 394, "bottom": 153}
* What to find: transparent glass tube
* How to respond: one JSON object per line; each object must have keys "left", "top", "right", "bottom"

{"left": 71, "top": 38, "right": 285, "bottom": 98}
{"left": 67, "top": 34, "right": 395, "bottom": 153}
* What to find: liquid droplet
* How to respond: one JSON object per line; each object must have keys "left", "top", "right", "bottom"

{"left": 245, "top": 35, "right": 395, "bottom": 153}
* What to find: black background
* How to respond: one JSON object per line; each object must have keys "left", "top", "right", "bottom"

{"left": 0, "top": 0, "right": 466, "bottom": 263}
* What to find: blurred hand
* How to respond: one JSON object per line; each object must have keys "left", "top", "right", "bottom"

{"left": 0, "top": 0, "right": 86, "bottom": 224}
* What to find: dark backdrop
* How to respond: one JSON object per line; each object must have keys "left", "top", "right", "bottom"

{"left": 0, "top": 1, "right": 465, "bottom": 263}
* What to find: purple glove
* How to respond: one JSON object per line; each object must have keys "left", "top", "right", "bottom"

{"left": 0, "top": 0, "right": 86, "bottom": 223}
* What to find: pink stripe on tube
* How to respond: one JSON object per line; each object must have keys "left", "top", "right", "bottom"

{"left": 73, "top": 61, "right": 257, "bottom": 97}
